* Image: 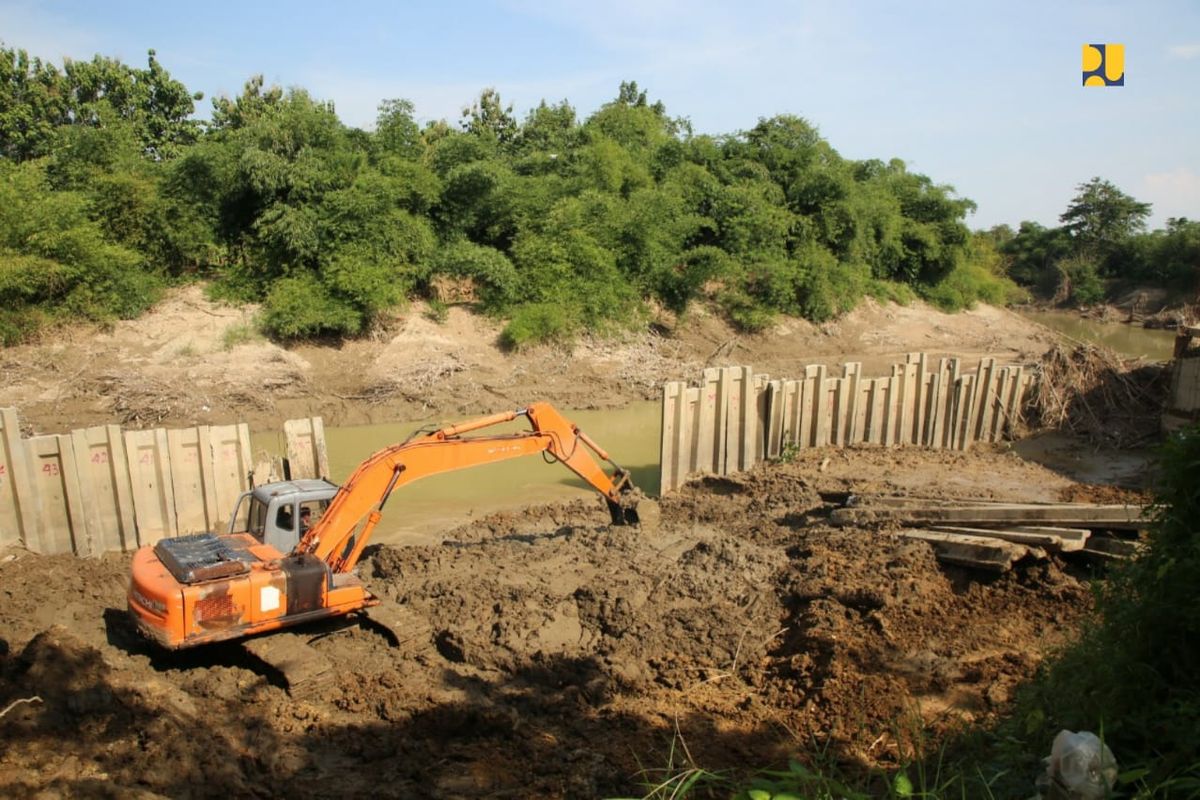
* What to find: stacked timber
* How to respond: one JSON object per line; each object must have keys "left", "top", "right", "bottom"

{"left": 830, "top": 495, "right": 1149, "bottom": 572}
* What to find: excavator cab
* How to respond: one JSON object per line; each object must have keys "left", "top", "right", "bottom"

{"left": 229, "top": 479, "right": 338, "bottom": 554}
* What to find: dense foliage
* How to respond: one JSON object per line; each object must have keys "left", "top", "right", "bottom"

{"left": 991, "top": 178, "right": 1200, "bottom": 305}
{"left": 1, "top": 45, "right": 1017, "bottom": 344}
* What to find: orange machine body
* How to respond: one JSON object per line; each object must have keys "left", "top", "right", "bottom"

{"left": 128, "top": 534, "right": 375, "bottom": 648}
{"left": 128, "top": 402, "right": 637, "bottom": 649}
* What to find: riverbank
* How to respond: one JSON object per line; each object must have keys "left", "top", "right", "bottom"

{"left": 0, "top": 285, "right": 1058, "bottom": 435}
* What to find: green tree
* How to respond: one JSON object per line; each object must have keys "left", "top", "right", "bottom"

{"left": 0, "top": 46, "right": 68, "bottom": 160}
{"left": 1059, "top": 177, "right": 1151, "bottom": 263}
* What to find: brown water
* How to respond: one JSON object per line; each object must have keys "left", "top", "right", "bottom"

{"left": 252, "top": 401, "right": 662, "bottom": 545}
{"left": 1020, "top": 310, "right": 1178, "bottom": 361}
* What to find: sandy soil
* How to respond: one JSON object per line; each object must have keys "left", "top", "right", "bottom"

{"left": 0, "top": 286, "right": 1057, "bottom": 434}
{"left": 0, "top": 448, "right": 1100, "bottom": 799}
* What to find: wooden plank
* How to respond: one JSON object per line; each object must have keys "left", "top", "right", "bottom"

{"left": 284, "top": 418, "right": 314, "bottom": 480}
{"left": 311, "top": 417, "right": 330, "bottom": 478}
{"left": 752, "top": 373, "right": 769, "bottom": 463}
{"left": 283, "top": 417, "right": 330, "bottom": 481}
{"left": 168, "top": 427, "right": 209, "bottom": 534}
{"left": 832, "top": 503, "right": 1148, "bottom": 529}
{"left": 813, "top": 365, "right": 830, "bottom": 447}
{"left": 960, "top": 374, "right": 979, "bottom": 450}
{"left": 70, "top": 427, "right": 121, "bottom": 555}
{"left": 732, "top": 367, "right": 755, "bottom": 471}
{"left": 696, "top": 369, "right": 720, "bottom": 473}
{"left": 997, "top": 366, "right": 1022, "bottom": 436}
{"left": 984, "top": 368, "right": 1009, "bottom": 442}
{"left": 912, "top": 353, "right": 928, "bottom": 445}
{"left": 658, "top": 382, "right": 679, "bottom": 494}
{"left": 1013, "top": 370, "right": 1034, "bottom": 430}
{"left": 975, "top": 359, "right": 998, "bottom": 442}
{"left": 24, "top": 435, "right": 75, "bottom": 554}
{"left": 124, "top": 428, "right": 177, "bottom": 545}
{"left": 884, "top": 370, "right": 900, "bottom": 446}
{"left": 868, "top": 381, "right": 888, "bottom": 443}
{"left": 107, "top": 424, "right": 138, "bottom": 551}
{"left": 674, "top": 384, "right": 693, "bottom": 483}
{"left": 925, "top": 525, "right": 1089, "bottom": 552}
{"left": 684, "top": 387, "right": 702, "bottom": 475}
{"left": 722, "top": 367, "right": 746, "bottom": 474}
{"left": 197, "top": 426, "right": 220, "bottom": 530}
{"left": 844, "top": 363, "right": 863, "bottom": 445}
{"left": 799, "top": 368, "right": 818, "bottom": 448}
{"left": 209, "top": 424, "right": 252, "bottom": 532}
{"left": 831, "top": 376, "right": 848, "bottom": 447}
{"left": 784, "top": 380, "right": 801, "bottom": 446}
{"left": 896, "top": 529, "right": 1031, "bottom": 572}
{"left": 766, "top": 380, "right": 784, "bottom": 459}
{"left": 57, "top": 434, "right": 89, "bottom": 556}
{"left": 927, "top": 360, "right": 946, "bottom": 448}
{"left": 714, "top": 368, "right": 732, "bottom": 474}
{"left": 0, "top": 408, "right": 31, "bottom": 549}
{"left": 900, "top": 357, "right": 917, "bottom": 445}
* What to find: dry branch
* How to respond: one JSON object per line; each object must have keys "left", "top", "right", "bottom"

{"left": 1027, "top": 342, "right": 1168, "bottom": 446}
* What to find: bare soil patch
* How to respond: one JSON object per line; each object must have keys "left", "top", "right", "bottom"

{"left": 0, "top": 448, "right": 1095, "bottom": 798}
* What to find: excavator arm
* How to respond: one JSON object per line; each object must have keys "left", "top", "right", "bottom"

{"left": 295, "top": 402, "right": 638, "bottom": 573}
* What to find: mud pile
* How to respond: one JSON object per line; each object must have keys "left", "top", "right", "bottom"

{"left": 0, "top": 454, "right": 1093, "bottom": 798}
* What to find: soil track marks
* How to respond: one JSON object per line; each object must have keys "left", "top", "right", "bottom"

{"left": 0, "top": 450, "right": 1093, "bottom": 798}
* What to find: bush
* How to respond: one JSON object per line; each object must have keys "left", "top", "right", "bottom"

{"left": 260, "top": 274, "right": 363, "bottom": 338}
{"left": 921, "top": 260, "right": 1021, "bottom": 311}
{"left": 499, "top": 302, "right": 576, "bottom": 348}
{"left": 428, "top": 239, "right": 520, "bottom": 309}
{"left": 0, "top": 161, "right": 160, "bottom": 342}
{"left": 1017, "top": 426, "right": 1200, "bottom": 784}
{"left": 1059, "top": 256, "right": 1105, "bottom": 305}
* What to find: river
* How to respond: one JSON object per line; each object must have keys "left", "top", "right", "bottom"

{"left": 1019, "top": 309, "right": 1178, "bottom": 361}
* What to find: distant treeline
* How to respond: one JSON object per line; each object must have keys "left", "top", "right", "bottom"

{"left": 984, "top": 178, "right": 1200, "bottom": 308}
{"left": 4, "top": 46, "right": 1028, "bottom": 345}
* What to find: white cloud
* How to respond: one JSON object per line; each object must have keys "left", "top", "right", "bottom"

{"left": 1168, "top": 43, "right": 1200, "bottom": 60}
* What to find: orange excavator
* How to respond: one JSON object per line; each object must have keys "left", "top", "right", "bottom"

{"left": 127, "top": 403, "right": 639, "bottom": 656}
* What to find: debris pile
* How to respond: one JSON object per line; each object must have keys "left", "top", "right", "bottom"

{"left": 1029, "top": 343, "right": 1167, "bottom": 446}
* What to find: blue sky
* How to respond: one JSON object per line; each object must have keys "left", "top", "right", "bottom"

{"left": 2, "top": 0, "right": 1197, "bottom": 229}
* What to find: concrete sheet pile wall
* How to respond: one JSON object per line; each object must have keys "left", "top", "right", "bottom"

{"left": 660, "top": 355, "right": 1034, "bottom": 493}
{"left": 0, "top": 411, "right": 323, "bottom": 556}
{"left": 1164, "top": 328, "right": 1200, "bottom": 433}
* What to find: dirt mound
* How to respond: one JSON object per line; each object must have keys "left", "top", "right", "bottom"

{"left": 0, "top": 453, "right": 1094, "bottom": 797}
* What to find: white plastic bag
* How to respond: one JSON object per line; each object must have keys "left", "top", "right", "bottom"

{"left": 1039, "top": 730, "right": 1118, "bottom": 800}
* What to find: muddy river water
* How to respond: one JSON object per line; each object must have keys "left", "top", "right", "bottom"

{"left": 254, "top": 401, "right": 663, "bottom": 545}
{"left": 252, "top": 313, "right": 1173, "bottom": 544}
{"left": 1020, "top": 309, "right": 1178, "bottom": 360}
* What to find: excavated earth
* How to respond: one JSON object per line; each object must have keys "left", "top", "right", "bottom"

{"left": 0, "top": 447, "right": 1107, "bottom": 799}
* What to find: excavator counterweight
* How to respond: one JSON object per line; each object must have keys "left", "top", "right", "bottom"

{"left": 127, "top": 403, "right": 640, "bottom": 655}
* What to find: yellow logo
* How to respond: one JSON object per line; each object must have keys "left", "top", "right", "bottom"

{"left": 1083, "top": 43, "right": 1124, "bottom": 86}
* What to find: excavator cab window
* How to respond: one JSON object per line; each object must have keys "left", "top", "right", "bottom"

{"left": 247, "top": 497, "right": 267, "bottom": 540}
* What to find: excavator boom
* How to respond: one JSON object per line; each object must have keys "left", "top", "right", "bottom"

{"left": 300, "top": 402, "right": 635, "bottom": 572}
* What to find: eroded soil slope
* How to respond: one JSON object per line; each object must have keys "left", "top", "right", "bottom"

{"left": 0, "top": 449, "right": 1098, "bottom": 799}
{"left": 0, "top": 286, "right": 1056, "bottom": 433}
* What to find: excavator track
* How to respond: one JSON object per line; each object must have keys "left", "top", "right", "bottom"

{"left": 359, "top": 600, "right": 435, "bottom": 659}
{"left": 243, "top": 632, "right": 334, "bottom": 692}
